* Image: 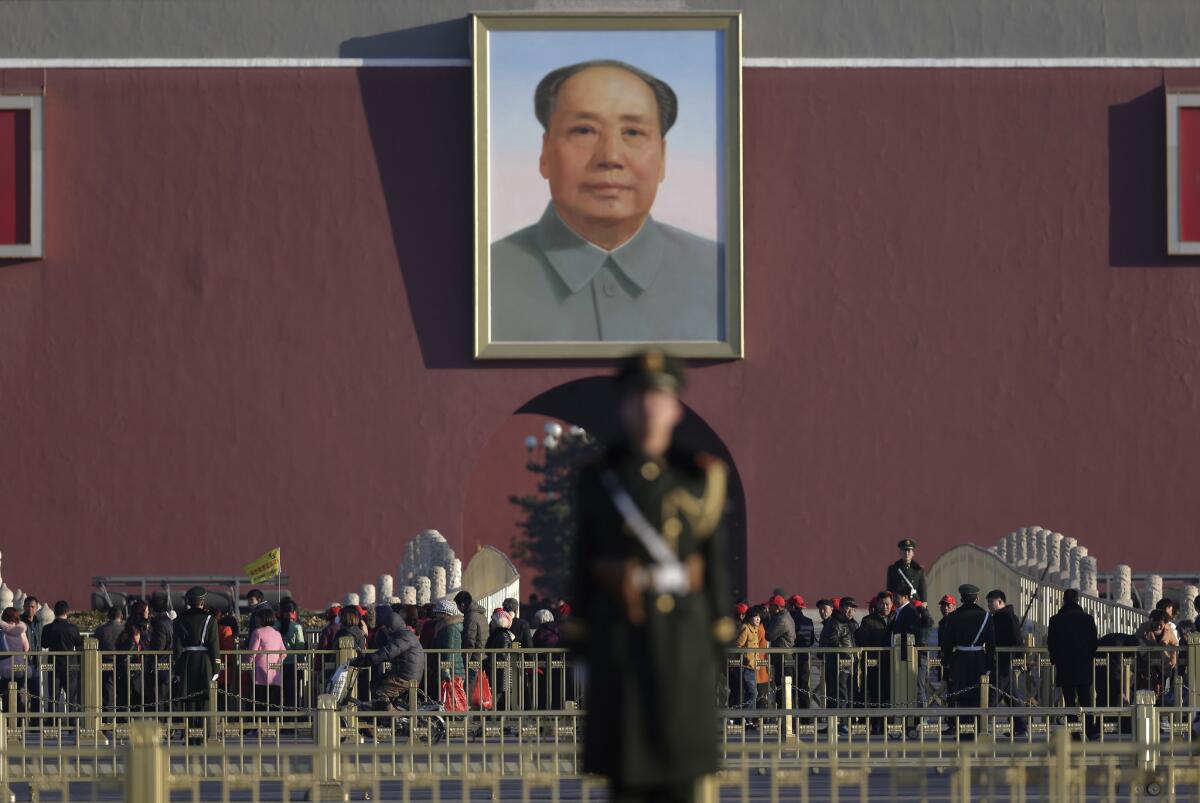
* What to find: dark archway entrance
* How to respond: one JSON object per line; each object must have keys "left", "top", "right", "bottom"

{"left": 516, "top": 377, "right": 748, "bottom": 599}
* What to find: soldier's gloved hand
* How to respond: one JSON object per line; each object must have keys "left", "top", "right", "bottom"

{"left": 649, "top": 563, "right": 689, "bottom": 595}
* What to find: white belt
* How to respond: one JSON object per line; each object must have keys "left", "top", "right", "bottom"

{"left": 182, "top": 646, "right": 208, "bottom": 652}
{"left": 955, "top": 646, "right": 984, "bottom": 652}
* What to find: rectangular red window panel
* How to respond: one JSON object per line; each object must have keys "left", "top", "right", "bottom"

{"left": 0, "top": 108, "right": 33, "bottom": 246}
{"left": 1168, "top": 93, "right": 1200, "bottom": 255}
{"left": 0, "top": 96, "right": 40, "bottom": 258}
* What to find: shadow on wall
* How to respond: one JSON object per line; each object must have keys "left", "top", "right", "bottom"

{"left": 516, "top": 376, "right": 748, "bottom": 599}
{"left": 342, "top": 26, "right": 475, "bottom": 370}
{"left": 1109, "top": 86, "right": 1200, "bottom": 268}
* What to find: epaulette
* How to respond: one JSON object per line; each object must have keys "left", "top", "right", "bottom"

{"left": 695, "top": 453, "right": 727, "bottom": 538}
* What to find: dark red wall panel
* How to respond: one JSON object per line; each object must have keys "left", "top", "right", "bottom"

{"left": 1, "top": 68, "right": 1197, "bottom": 608}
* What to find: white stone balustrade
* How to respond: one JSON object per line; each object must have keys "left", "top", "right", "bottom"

{"left": 1146, "top": 575, "right": 1163, "bottom": 612}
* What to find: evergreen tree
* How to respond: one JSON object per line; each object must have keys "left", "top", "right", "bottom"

{"left": 509, "top": 426, "right": 600, "bottom": 600}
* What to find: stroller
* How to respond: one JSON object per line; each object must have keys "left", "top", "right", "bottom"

{"left": 325, "top": 661, "right": 446, "bottom": 745}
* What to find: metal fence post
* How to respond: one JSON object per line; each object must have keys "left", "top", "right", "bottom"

{"left": 1134, "top": 688, "right": 1159, "bottom": 772}
{"left": 1188, "top": 640, "right": 1200, "bottom": 714}
{"left": 978, "top": 673, "right": 990, "bottom": 738}
{"left": 207, "top": 678, "right": 220, "bottom": 740}
{"left": 0, "top": 683, "right": 9, "bottom": 803}
{"left": 81, "top": 637, "right": 101, "bottom": 737}
{"left": 783, "top": 675, "right": 793, "bottom": 739}
{"left": 309, "top": 694, "right": 348, "bottom": 802}
{"left": 1051, "top": 726, "right": 1071, "bottom": 800}
{"left": 124, "top": 721, "right": 168, "bottom": 803}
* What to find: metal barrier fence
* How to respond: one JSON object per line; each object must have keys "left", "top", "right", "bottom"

{"left": 5, "top": 713, "right": 1200, "bottom": 801}
{"left": 1, "top": 640, "right": 1198, "bottom": 799}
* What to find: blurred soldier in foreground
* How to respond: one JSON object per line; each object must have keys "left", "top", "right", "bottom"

{"left": 567, "top": 351, "right": 732, "bottom": 803}
{"left": 939, "top": 584, "right": 994, "bottom": 738}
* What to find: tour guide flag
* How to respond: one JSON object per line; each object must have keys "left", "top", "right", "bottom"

{"left": 244, "top": 548, "right": 282, "bottom": 584}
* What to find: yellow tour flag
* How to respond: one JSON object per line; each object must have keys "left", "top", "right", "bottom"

{"left": 244, "top": 548, "right": 282, "bottom": 584}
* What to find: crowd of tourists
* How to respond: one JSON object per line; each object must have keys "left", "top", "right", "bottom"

{"left": 0, "top": 537, "right": 1194, "bottom": 738}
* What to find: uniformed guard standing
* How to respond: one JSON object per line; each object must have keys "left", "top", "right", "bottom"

{"left": 938, "top": 583, "right": 995, "bottom": 738}
{"left": 566, "top": 351, "right": 733, "bottom": 803}
{"left": 886, "top": 539, "right": 927, "bottom": 604}
{"left": 172, "top": 586, "right": 220, "bottom": 742}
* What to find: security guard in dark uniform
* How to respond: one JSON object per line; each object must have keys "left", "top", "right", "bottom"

{"left": 566, "top": 351, "right": 732, "bottom": 803}
{"left": 886, "top": 539, "right": 927, "bottom": 603}
{"left": 172, "top": 586, "right": 220, "bottom": 741}
{"left": 938, "top": 583, "right": 995, "bottom": 737}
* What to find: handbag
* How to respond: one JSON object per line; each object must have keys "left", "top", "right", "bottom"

{"left": 440, "top": 676, "right": 468, "bottom": 712}
{"left": 471, "top": 671, "right": 494, "bottom": 710}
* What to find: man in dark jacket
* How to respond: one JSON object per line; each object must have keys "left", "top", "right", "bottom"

{"left": 351, "top": 606, "right": 424, "bottom": 711}
{"left": 95, "top": 606, "right": 126, "bottom": 710}
{"left": 940, "top": 584, "right": 994, "bottom": 737}
{"left": 568, "top": 352, "right": 733, "bottom": 803}
{"left": 40, "top": 600, "right": 83, "bottom": 719}
{"left": 886, "top": 539, "right": 927, "bottom": 603}
{"left": 886, "top": 588, "right": 924, "bottom": 647}
{"left": 986, "top": 589, "right": 1025, "bottom": 735}
{"left": 172, "top": 586, "right": 220, "bottom": 742}
{"left": 818, "top": 597, "right": 857, "bottom": 712}
{"left": 19, "top": 596, "right": 44, "bottom": 711}
{"left": 765, "top": 595, "right": 796, "bottom": 708}
{"left": 148, "top": 594, "right": 175, "bottom": 711}
{"left": 503, "top": 598, "right": 533, "bottom": 648}
{"left": 455, "top": 591, "right": 487, "bottom": 650}
{"left": 856, "top": 593, "right": 893, "bottom": 715}
{"left": 786, "top": 596, "right": 815, "bottom": 707}
{"left": 1047, "top": 589, "right": 1099, "bottom": 739}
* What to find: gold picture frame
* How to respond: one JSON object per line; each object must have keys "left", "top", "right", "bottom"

{"left": 473, "top": 12, "right": 743, "bottom": 359}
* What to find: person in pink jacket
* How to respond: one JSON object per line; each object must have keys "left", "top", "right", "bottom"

{"left": 247, "top": 608, "right": 286, "bottom": 711}
{"left": 0, "top": 607, "right": 30, "bottom": 707}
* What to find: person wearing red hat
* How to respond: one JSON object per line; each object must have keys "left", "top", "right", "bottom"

{"left": 765, "top": 595, "right": 795, "bottom": 708}
{"left": 784, "top": 596, "right": 815, "bottom": 709}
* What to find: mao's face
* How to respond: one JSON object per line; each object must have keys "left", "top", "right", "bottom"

{"left": 540, "top": 67, "right": 666, "bottom": 240}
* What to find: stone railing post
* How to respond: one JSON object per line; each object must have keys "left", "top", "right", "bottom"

{"left": 1047, "top": 533, "right": 1063, "bottom": 583}
{"left": 1182, "top": 586, "right": 1198, "bottom": 622}
{"left": 1058, "top": 535, "right": 1076, "bottom": 585}
{"left": 1069, "top": 546, "right": 1086, "bottom": 590}
{"left": 1082, "top": 557, "right": 1099, "bottom": 597}
{"left": 1146, "top": 576, "right": 1163, "bottom": 612}
{"left": 1114, "top": 565, "right": 1133, "bottom": 607}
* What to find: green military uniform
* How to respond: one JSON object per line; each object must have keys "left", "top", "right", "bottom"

{"left": 885, "top": 542, "right": 927, "bottom": 604}
{"left": 566, "top": 353, "right": 732, "bottom": 801}
{"left": 491, "top": 204, "right": 721, "bottom": 342}
{"left": 938, "top": 585, "right": 994, "bottom": 716}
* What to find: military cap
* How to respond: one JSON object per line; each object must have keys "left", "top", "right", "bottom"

{"left": 185, "top": 585, "right": 207, "bottom": 602}
{"left": 615, "top": 350, "right": 685, "bottom": 395}
{"left": 957, "top": 583, "right": 979, "bottom": 597}
{"left": 897, "top": 538, "right": 917, "bottom": 550}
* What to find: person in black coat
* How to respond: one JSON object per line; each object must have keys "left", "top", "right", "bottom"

{"left": 148, "top": 594, "right": 175, "bottom": 712}
{"left": 940, "top": 585, "right": 995, "bottom": 737}
{"left": 350, "top": 606, "right": 424, "bottom": 711}
{"left": 1047, "top": 589, "right": 1099, "bottom": 738}
{"left": 171, "top": 587, "right": 221, "bottom": 742}
{"left": 818, "top": 598, "right": 858, "bottom": 711}
{"left": 502, "top": 599, "right": 534, "bottom": 648}
{"left": 786, "top": 596, "right": 816, "bottom": 708}
{"left": 41, "top": 601, "right": 84, "bottom": 719}
{"left": 95, "top": 606, "right": 126, "bottom": 711}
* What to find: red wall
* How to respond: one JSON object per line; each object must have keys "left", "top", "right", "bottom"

{"left": 2, "top": 67, "right": 1198, "bottom": 608}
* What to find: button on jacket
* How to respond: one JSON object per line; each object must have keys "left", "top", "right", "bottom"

{"left": 491, "top": 205, "right": 722, "bottom": 342}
